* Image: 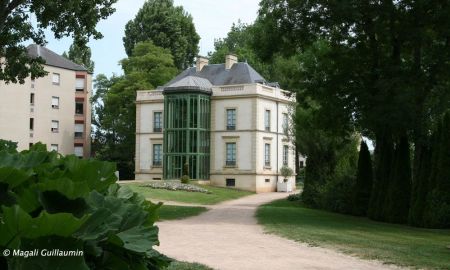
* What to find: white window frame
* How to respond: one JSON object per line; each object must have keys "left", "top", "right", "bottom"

{"left": 226, "top": 109, "right": 236, "bottom": 130}
{"left": 50, "top": 144, "right": 58, "bottom": 152}
{"left": 283, "top": 145, "right": 289, "bottom": 166}
{"left": 153, "top": 144, "right": 162, "bottom": 166}
{"left": 264, "top": 143, "right": 271, "bottom": 167}
{"left": 225, "top": 142, "right": 236, "bottom": 166}
{"left": 264, "top": 110, "right": 271, "bottom": 131}
{"left": 51, "top": 120, "right": 59, "bottom": 133}
{"left": 153, "top": 111, "right": 162, "bottom": 132}
{"left": 52, "top": 73, "right": 60, "bottom": 85}
{"left": 51, "top": 96, "right": 59, "bottom": 109}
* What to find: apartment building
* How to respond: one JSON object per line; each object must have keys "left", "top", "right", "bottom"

{"left": 0, "top": 44, "right": 91, "bottom": 157}
{"left": 136, "top": 55, "right": 304, "bottom": 192}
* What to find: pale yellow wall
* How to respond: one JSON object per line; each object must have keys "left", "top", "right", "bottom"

{"left": 0, "top": 65, "right": 91, "bottom": 156}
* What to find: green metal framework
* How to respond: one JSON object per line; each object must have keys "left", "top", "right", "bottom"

{"left": 163, "top": 93, "right": 211, "bottom": 180}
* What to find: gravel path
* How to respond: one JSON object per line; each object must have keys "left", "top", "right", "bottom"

{"left": 156, "top": 192, "right": 400, "bottom": 270}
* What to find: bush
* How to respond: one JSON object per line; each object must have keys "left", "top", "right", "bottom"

{"left": 280, "top": 166, "right": 294, "bottom": 181}
{"left": 142, "top": 182, "right": 211, "bottom": 193}
{"left": 287, "top": 193, "right": 302, "bottom": 201}
{"left": 352, "top": 140, "right": 373, "bottom": 216}
{"left": 0, "top": 139, "right": 17, "bottom": 153}
{"left": 321, "top": 175, "right": 356, "bottom": 214}
{"left": 180, "top": 175, "right": 190, "bottom": 184}
{"left": 0, "top": 146, "right": 168, "bottom": 269}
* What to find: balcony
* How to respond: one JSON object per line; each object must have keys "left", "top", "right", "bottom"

{"left": 74, "top": 132, "right": 84, "bottom": 138}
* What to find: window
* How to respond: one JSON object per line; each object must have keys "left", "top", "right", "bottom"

{"left": 74, "top": 123, "right": 84, "bottom": 138}
{"left": 75, "top": 101, "right": 84, "bottom": 115}
{"left": 51, "top": 120, "right": 59, "bottom": 133}
{"left": 74, "top": 145, "right": 84, "bottom": 158}
{"left": 75, "top": 77, "right": 85, "bottom": 91}
{"left": 226, "top": 143, "right": 236, "bottom": 166}
{"left": 30, "top": 93, "right": 35, "bottom": 105}
{"left": 265, "top": 179, "right": 270, "bottom": 183}
{"left": 153, "top": 112, "right": 162, "bottom": 132}
{"left": 283, "top": 145, "right": 289, "bottom": 166}
{"left": 226, "top": 109, "right": 236, "bottom": 130}
{"left": 282, "top": 113, "right": 288, "bottom": 134}
{"left": 264, "top": 110, "right": 271, "bottom": 131}
{"left": 50, "top": 144, "right": 58, "bottom": 152}
{"left": 226, "top": 178, "right": 235, "bottom": 187}
{"left": 52, "top": 96, "right": 59, "bottom": 109}
{"left": 153, "top": 144, "right": 162, "bottom": 166}
{"left": 29, "top": 143, "right": 33, "bottom": 149}
{"left": 300, "top": 161, "right": 305, "bottom": 168}
{"left": 52, "top": 73, "right": 60, "bottom": 85}
{"left": 264, "top": 143, "right": 271, "bottom": 167}
{"left": 30, "top": 118, "right": 34, "bottom": 130}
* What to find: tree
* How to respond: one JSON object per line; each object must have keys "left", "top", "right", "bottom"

{"left": 352, "top": 140, "right": 373, "bottom": 216}
{"left": 384, "top": 136, "right": 412, "bottom": 224}
{"left": 93, "top": 42, "right": 177, "bottom": 179}
{"left": 0, "top": 0, "right": 117, "bottom": 84}
{"left": 63, "top": 42, "right": 95, "bottom": 72}
{"left": 256, "top": 0, "right": 450, "bottom": 226}
{"left": 123, "top": 0, "right": 199, "bottom": 70}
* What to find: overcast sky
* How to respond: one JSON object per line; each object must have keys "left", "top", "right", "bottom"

{"left": 43, "top": 0, "right": 261, "bottom": 77}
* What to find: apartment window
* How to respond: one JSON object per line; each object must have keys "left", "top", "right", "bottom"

{"left": 264, "top": 143, "right": 271, "bottom": 167}
{"left": 153, "top": 112, "right": 162, "bottom": 132}
{"left": 283, "top": 145, "right": 289, "bottom": 166}
{"left": 30, "top": 93, "right": 35, "bottom": 105}
{"left": 50, "top": 144, "right": 58, "bottom": 152}
{"left": 52, "top": 96, "right": 59, "bottom": 109}
{"left": 74, "top": 123, "right": 84, "bottom": 138}
{"left": 282, "top": 113, "right": 288, "bottom": 134}
{"left": 75, "top": 101, "right": 84, "bottom": 115}
{"left": 226, "top": 178, "right": 235, "bottom": 187}
{"left": 226, "top": 109, "right": 236, "bottom": 130}
{"left": 225, "top": 143, "right": 236, "bottom": 166}
{"left": 51, "top": 120, "right": 59, "bottom": 133}
{"left": 74, "top": 145, "right": 84, "bottom": 158}
{"left": 264, "top": 110, "right": 271, "bottom": 131}
{"left": 52, "top": 73, "right": 60, "bottom": 85}
{"left": 153, "top": 144, "right": 162, "bottom": 166}
{"left": 75, "top": 77, "right": 85, "bottom": 91}
{"left": 29, "top": 118, "right": 34, "bottom": 130}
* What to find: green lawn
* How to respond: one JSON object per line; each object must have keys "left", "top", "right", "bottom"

{"left": 257, "top": 199, "right": 450, "bottom": 269}
{"left": 158, "top": 205, "right": 208, "bottom": 221}
{"left": 125, "top": 182, "right": 253, "bottom": 205}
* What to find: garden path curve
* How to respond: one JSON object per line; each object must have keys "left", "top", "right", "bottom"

{"left": 156, "top": 192, "right": 400, "bottom": 270}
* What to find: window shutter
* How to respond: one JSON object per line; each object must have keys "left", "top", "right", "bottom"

{"left": 75, "top": 78, "right": 85, "bottom": 89}
{"left": 75, "top": 124, "right": 84, "bottom": 132}
{"left": 51, "top": 97, "right": 59, "bottom": 106}
{"left": 52, "top": 121, "right": 59, "bottom": 129}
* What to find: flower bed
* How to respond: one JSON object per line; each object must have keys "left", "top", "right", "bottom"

{"left": 141, "top": 182, "right": 212, "bottom": 194}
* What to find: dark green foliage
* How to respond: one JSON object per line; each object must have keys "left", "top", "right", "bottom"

{"left": 384, "top": 136, "right": 412, "bottom": 224}
{"left": 368, "top": 136, "right": 395, "bottom": 221}
{"left": 180, "top": 175, "right": 190, "bottom": 184}
{"left": 92, "top": 42, "right": 177, "bottom": 179}
{"left": 424, "top": 112, "right": 450, "bottom": 228}
{"left": 352, "top": 141, "right": 373, "bottom": 216}
{"left": 0, "top": 140, "right": 17, "bottom": 153}
{"left": 0, "top": 0, "right": 117, "bottom": 83}
{"left": 62, "top": 42, "right": 95, "bottom": 72}
{"left": 321, "top": 175, "right": 356, "bottom": 215}
{"left": 287, "top": 193, "right": 302, "bottom": 201}
{"left": 123, "top": 0, "right": 199, "bottom": 70}
{"left": 0, "top": 147, "right": 168, "bottom": 269}
{"left": 409, "top": 143, "right": 432, "bottom": 226}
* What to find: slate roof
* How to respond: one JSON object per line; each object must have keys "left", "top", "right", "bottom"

{"left": 27, "top": 44, "right": 89, "bottom": 72}
{"left": 164, "top": 76, "right": 213, "bottom": 93}
{"left": 163, "top": 62, "right": 267, "bottom": 89}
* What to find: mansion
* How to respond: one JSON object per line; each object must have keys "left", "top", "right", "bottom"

{"left": 135, "top": 55, "right": 301, "bottom": 192}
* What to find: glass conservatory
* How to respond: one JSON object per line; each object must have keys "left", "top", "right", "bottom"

{"left": 162, "top": 76, "right": 212, "bottom": 180}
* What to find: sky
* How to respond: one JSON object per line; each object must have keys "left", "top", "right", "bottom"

{"left": 42, "top": 0, "right": 261, "bottom": 78}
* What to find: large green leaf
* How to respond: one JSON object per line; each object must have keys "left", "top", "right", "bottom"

{"left": 0, "top": 167, "right": 32, "bottom": 188}
{"left": 115, "top": 226, "right": 159, "bottom": 256}
{"left": 37, "top": 177, "right": 90, "bottom": 199}
{"left": 0, "top": 206, "right": 32, "bottom": 248}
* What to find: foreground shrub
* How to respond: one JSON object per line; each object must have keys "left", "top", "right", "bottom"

{"left": 180, "top": 175, "right": 190, "bottom": 184}
{"left": 0, "top": 145, "right": 168, "bottom": 269}
{"left": 287, "top": 193, "right": 302, "bottom": 201}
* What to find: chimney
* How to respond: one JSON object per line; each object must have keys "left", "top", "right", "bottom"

{"left": 225, "top": 54, "right": 238, "bottom": 69}
{"left": 196, "top": 56, "right": 209, "bottom": 72}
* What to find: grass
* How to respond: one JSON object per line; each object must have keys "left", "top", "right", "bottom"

{"left": 158, "top": 205, "right": 208, "bottom": 221}
{"left": 256, "top": 199, "right": 450, "bottom": 269}
{"left": 125, "top": 182, "right": 253, "bottom": 205}
{"left": 166, "top": 261, "right": 214, "bottom": 270}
